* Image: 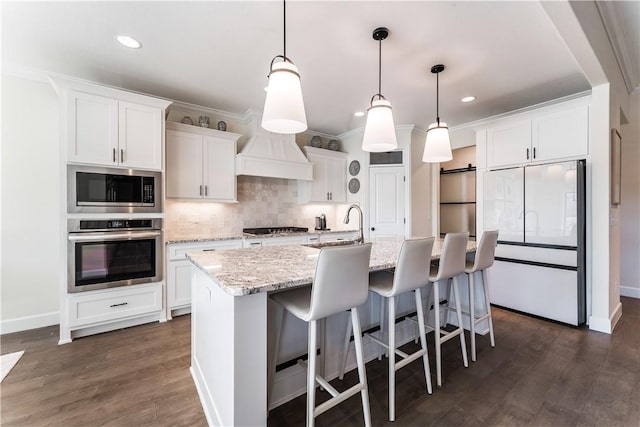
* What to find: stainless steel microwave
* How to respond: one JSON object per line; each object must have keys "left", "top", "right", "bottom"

{"left": 68, "top": 166, "right": 162, "bottom": 214}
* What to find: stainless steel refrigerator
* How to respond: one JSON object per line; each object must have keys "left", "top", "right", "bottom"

{"left": 483, "top": 160, "right": 586, "bottom": 325}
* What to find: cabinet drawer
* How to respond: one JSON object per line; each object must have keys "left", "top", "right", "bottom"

{"left": 168, "top": 239, "right": 243, "bottom": 261}
{"left": 320, "top": 232, "right": 359, "bottom": 243}
{"left": 68, "top": 283, "right": 162, "bottom": 328}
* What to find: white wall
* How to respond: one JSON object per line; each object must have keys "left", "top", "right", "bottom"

{"left": 1, "top": 74, "right": 61, "bottom": 333}
{"left": 620, "top": 91, "right": 640, "bottom": 298}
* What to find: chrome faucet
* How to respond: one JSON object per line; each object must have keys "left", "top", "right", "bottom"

{"left": 343, "top": 204, "right": 364, "bottom": 244}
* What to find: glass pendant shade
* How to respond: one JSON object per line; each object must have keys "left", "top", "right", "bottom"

{"left": 261, "top": 61, "right": 307, "bottom": 134}
{"left": 422, "top": 122, "right": 452, "bottom": 162}
{"left": 362, "top": 99, "right": 398, "bottom": 152}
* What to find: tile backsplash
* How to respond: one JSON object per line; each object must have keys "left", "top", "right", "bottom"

{"left": 165, "top": 176, "right": 351, "bottom": 239}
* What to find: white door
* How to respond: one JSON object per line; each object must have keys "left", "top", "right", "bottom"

{"left": 369, "top": 166, "right": 405, "bottom": 240}
{"left": 309, "top": 154, "right": 329, "bottom": 202}
{"left": 204, "top": 135, "right": 236, "bottom": 201}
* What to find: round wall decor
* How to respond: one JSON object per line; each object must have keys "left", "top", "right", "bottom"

{"left": 349, "top": 160, "right": 361, "bottom": 176}
{"left": 348, "top": 178, "right": 360, "bottom": 194}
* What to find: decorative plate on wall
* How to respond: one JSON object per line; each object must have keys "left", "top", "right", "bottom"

{"left": 348, "top": 178, "right": 360, "bottom": 194}
{"left": 349, "top": 160, "right": 360, "bottom": 176}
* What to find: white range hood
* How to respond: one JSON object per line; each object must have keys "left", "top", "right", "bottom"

{"left": 236, "top": 113, "right": 312, "bottom": 181}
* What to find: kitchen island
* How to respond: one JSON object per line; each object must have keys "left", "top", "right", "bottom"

{"left": 187, "top": 237, "right": 476, "bottom": 427}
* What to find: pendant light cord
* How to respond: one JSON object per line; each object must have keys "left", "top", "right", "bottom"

{"left": 378, "top": 36, "right": 382, "bottom": 97}
{"left": 283, "top": 0, "right": 286, "bottom": 60}
{"left": 436, "top": 71, "right": 440, "bottom": 125}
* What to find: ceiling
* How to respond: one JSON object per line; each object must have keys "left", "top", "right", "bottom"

{"left": 2, "top": 1, "right": 594, "bottom": 136}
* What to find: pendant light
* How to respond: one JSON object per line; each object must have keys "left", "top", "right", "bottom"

{"left": 362, "top": 27, "right": 398, "bottom": 152}
{"left": 422, "top": 64, "right": 452, "bottom": 163}
{"left": 261, "top": 0, "right": 307, "bottom": 134}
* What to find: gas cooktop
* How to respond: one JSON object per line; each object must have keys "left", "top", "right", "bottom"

{"left": 242, "top": 227, "right": 309, "bottom": 235}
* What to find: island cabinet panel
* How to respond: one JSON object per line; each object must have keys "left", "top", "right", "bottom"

{"left": 485, "top": 101, "right": 589, "bottom": 170}
{"left": 191, "top": 268, "right": 267, "bottom": 427}
{"left": 67, "top": 91, "right": 165, "bottom": 170}
{"left": 165, "top": 122, "right": 241, "bottom": 202}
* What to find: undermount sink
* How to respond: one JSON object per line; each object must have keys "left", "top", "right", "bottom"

{"left": 304, "top": 240, "right": 359, "bottom": 249}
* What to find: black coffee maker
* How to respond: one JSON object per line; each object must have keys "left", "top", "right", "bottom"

{"left": 315, "top": 214, "right": 327, "bottom": 230}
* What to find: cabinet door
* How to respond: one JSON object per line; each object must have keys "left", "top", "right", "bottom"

{"left": 118, "top": 102, "right": 163, "bottom": 170}
{"left": 166, "top": 130, "right": 204, "bottom": 198}
{"left": 68, "top": 91, "right": 118, "bottom": 166}
{"left": 328, "top": 156, "right": 347, "bottom": 202}
{"left": 167, "top": 260, "right": 192, "bottom": 309}
{"left": 532, "top": 105, "right": 588, "bottom": 162}
{"left": 486, "top": 120, "right": 531, "bottom": 169}
{"left": 203, "top": 136, "right": 236, "bottom": 201}
{"left": 308, "top": 154, "right": 329, "bottom": 202}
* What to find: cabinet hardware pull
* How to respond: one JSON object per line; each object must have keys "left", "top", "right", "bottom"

{"left": 526, "top": 148, "right": 530, "bottom": 160}
{"left": 326, "top": 192, "right": 329, "bottom": 200}
{"left": 329, "top": 192, "right": 332, "bottom": 200}
{"left": 533, "top": 147, "right": 536, "bottom": 159}
{"left": 113, "top": 148, "right": 116, "bottom": 162}
{"left": 205, "top": 186, "right": 208, "bottom": 196}
{"left": 110, "top": 302, "right": 128, "bottom": 308}
{"left": 250, "top": 242, "right": 261, "bottom": 246}
{"left": 203, "top": 248, "right": 216, "bottom": 252}
{"left": 200, "top": 185, "right": 203, "bottom": 196}
{"left": 120, "top": 149, "right": 124, "bottom": 163}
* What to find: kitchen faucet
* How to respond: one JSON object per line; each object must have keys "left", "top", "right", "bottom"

{"left": 343, "top": 204, "right": 364, "bottom": 244}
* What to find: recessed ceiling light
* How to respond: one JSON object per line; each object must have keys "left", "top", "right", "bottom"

{"left": 354, "top": 111, "right": 365, "bottom": 117}
{"left": 461, "top": 96, "right": 476, "bottom": 103}
{"left": 116, "top": 35, "right": 142, "bottom": 49}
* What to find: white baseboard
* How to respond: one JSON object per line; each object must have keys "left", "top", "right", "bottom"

{"left": 620, "top": 286, "right": 640, "bottom": 299}
{"left": 0, "top": 312, "right": 59, "bottom": 335}
{"left": 588, "top": 302, "right": 623, "bottom": 334}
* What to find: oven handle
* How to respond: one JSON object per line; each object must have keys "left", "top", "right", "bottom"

{"left": 68, "top": 231, "right": 162, "bottom": 241}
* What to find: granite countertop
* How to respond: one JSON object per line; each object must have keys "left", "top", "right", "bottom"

{"left": 165, "top": 234, "right": 245, "bottom": 244}
{"left": 187, "top": 237, "right": 477, "bottom": 297}
{"left": 166, "top": 229, "right": 360, "bottom": 244}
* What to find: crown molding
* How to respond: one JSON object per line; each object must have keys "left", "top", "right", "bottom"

{"left": 2, "top": 63, "right": 52, "bottom": 83}
{"left": 168, "top": 101, "right": 252, "bottom": 124}
{"left": 596, "top": 1, "right": 640, "bottom": 95}
{"left": 448, "top": 90, "right": 592, "bottom": 133}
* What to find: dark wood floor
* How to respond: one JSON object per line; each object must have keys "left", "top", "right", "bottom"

{"left": 2, "top": 298, "right": 639, "bottom": 426}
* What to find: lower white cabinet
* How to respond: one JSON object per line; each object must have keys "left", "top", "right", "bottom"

{"left": 166, "top": 239, "right": 243, "bottom": 313}
{"left": 319, "top": 231, "right": 359, "bottom": 243}
{"left": 243, "top": 235, "right": 312, "bottom": 248}
{"left": 67, "top": 282, "right": 163, "bottom": 328}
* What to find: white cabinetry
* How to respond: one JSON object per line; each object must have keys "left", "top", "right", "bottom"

{"left": 319, "top": 231, "right": 359, "bottom": 243}
{"left": 298, "top": 147, "right": 347, "bottom": 203}
{"left": 486, "top": 103, "right": 588, "bottom": 169}
{"left": 166, "top": 122, "right": 241, "bottom": 202}
{"left": 64, "top": 88, "right": 169, "bottom": 170}
{"left": 166, "top": 239, "right": 243, "bottom": 315}
{"left": 243, "top": 234, "right": 312, "bottom": 248}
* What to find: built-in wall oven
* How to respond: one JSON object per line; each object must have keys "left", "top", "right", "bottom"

{"left": 68, "top": 165, "right": 162, "bottom": 214}
{"left": 67, "top": 218, "right": 162, "bottom": 293}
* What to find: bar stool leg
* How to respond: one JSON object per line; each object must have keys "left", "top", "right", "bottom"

{"left": 444, "top": 279, "right": 453, "bottom": 328}
{"left": 469, "top": 271, "right": 476, "bottom": 362}
{"left": 388, "top": 296, "right": 397, "bottom": 421}
{"left": 452, "top": 276, "right": 469, "bottom": 368}
{"left": 482, "top": 270, "right": 496, "bottom": 347}
{"left": 433, "top": 280, "right": 442, "bottom": 387}
{"left": 414, "top": 287, "right": 433, "bottom": 395}
{"left": 307, "top": 320, "right": 317, "bottom": 427}
{"left": 339, "top": 313, "right": 352, "bottom": 380}
{"left": 351, "top": 307, "right": 372, "bottom": 427}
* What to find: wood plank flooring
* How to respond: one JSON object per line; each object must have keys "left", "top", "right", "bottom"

{"left": 1, "top": 298, "right": 638, "bottom": 426}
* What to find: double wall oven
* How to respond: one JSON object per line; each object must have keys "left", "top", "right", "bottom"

{"left": 67, "top": 166, "right": 163, "bottom": 293}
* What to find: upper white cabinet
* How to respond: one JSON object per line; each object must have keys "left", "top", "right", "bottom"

{"left": 166, "top": 122, "right": 241, "bottom": 202}
{"left": 298, "top": 146, "right": 347, "bottom": 203}
{"left": 485, "top": 102, "right": 588, "bottom": 169}
{"left": 55, "top": 78, "right": 171, "bottom": 170}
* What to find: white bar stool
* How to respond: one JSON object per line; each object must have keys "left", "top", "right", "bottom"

{"left": 427, "top": 232, "right": 469, "bottom": 388}
{"left": 464, "top": 230, "right": 498, "bottom": 361}
{"left": 270, "top": 243, "right": 373, "bottom": 427}
{"left": 338, "top": 238, "right": 435, "bottom": 421}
